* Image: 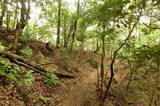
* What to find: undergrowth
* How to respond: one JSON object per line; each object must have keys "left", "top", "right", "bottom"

{"left": 60, "top": 48, "right": 75, "bottom": 72}
{"left": 37, "top": 52, "right": 51, "bottom": 64}
{"left": 44, "top": 70, "right": 59, "bottom": 87}
{"left": 0, "top": 56, "right": 59, "bottom": 89}
{"left": 19, "top": 46, "right": 33, "bottom": 58}
{"left": 89, "top": 58, "right": 99, "bottom": 69}
{"left": 0, "top": 42, "right": 6, "bottom": 51}
{"left": 0, "top": 57, "right": 20, "bottom": 83}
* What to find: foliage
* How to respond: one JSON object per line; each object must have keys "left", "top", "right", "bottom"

{"left": 0, "top": 57, "right": 20, "bottom": 83}
{"left": 19, "top": 46, "right": 33, "bottom": 58}
{"left": 89, "top": 58, "right": 99, "bottom": 69}
{"left": 0, "top": 56, "right": 35, "bottom": 87}
{"left": 0, "top": 43, "right": 6, "bottom": 51}
{"left": 120, "top": 44, "right": 160, "bottom": 104}
{"left": 60, "top": 48, "right": 75, "bottom": 72}
{"left": 37, "top": 52, "right": 51, "bottom": 64}
{"left": 20, "top": 70, "right": 35, "bottom": 87}
{"left": 44, "top": 71, "right": 59, "bottom": 87}
{"left": 38, "top": 94, "right": 51, "bottom": 104}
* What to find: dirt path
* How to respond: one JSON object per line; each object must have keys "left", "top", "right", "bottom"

{"left": 57, "top": 69, "right": 98, "bottom": 106}
{"left": 56, "top": 64, "right": 129, "bottom": 106}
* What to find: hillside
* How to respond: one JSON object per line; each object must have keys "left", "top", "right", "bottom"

{"left": 0, "top": 0, "right": 160, "bottom": 106}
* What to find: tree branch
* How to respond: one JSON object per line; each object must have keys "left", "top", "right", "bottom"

{"left": 143, "top": 23, "right": 160, "bottom": 29}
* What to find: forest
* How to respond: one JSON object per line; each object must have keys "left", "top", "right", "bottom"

{"left": 0, "top": 0, "right": 160, "bottom": 106}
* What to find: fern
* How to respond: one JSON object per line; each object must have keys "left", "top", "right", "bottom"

{"left": 38, "top": 95, "right": 51, "bottom": 104}
{"left": 44, "top": 71, "right": 59, "bottom": 87}
{"left": 0, "top": 57, "right": 20, "bottom": 83}
{"left": 19, "top": 46, "right": 33, "bottom": 58}
{"left": 20, "top": 70, "right": 35, "bottom": 87}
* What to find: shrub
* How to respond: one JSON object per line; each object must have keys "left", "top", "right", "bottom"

{"left": 60, "top": 48, "right": 75, "bottom": 72}
{"left": 0, "top": 57, "right": 35, "bottom": 87}
{"left": 19, "top": 46, "right": 33, "bottom": 58}
{"left": 37, "top": 52, "right": 50, "bottom": 64}
{"left": 44, "top": 71, "right": 59, "bottom": 87}
{"left": 89, "top": 58, "right": 99, "bottom": 69}
{"left": 0, "top": 57, "right": 20, "bottom": 83}
{"left": 20, "top": 70, "right": 35, "bottom": 87}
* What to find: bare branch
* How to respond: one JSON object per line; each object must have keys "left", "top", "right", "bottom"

{"left": 143, "top": 23, "right": 160, "bottom": 29}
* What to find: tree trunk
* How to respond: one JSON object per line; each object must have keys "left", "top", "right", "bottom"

{"left": 6, "top": 11, "right": 10, "bottom": 30}
{"left": 11, "top": 0, "right": 30, "bottom": 52}
{"left": 11, "top": 23, "right": 21, "bottom": 52}
{"left": 99, "top": 24, "right": 106, "bottom": 100}
{"left": 56, "top": 0, "right": 61, "bottom": 48}
{"left": 94, "top": 42, "right": 100, "bottom": 53}
{"left": 63, "top": 16, "right": 67, "bottom": 48}
{"left": 99, "top": 15, "right": 140, "bottom": 106}
{"left": 70, "top": 0, "right": 80, "bottom": 51}
{"left": 0, "top": 0, "right": 7, "bottom": 26}
{"left": 20, "top": 0, "right": 27, "bottom": 29}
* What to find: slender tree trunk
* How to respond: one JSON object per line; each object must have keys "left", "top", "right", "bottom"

{"left": 66, "top": 23, "right": 74, "bottom": 49}
{"left": 20, "top": 0, "right": 27, "bottom": 29}
{"left": 99, "top": 15, "right": 140, "bottom": 106}
{"left": 0, "top": 0, "right": 7, "bottom": 26}
{"left": 63, "top": 16, "right": 67, "bottom": 48}
{"left": 26, "top": 0, "right": 31, "bottom": 21}
{"left": 99, "top": 24, "right": 106, "bottom": 100}
{"left": 70, "top": 0, "right": 80, "bottom": 50}
{"left": 6, "top": 11, "right": 10, "bottom": 30}
{"left": 94, "top": 42, "right": 100, "bottom": 53}
{"left": 56, "top": 0, "right": 61, "bottom": 48}
{"left": 12, "top": 23, "right": 21, "bottom": 52}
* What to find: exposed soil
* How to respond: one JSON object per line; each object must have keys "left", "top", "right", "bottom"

{"left": 57, "top": 68, "right": 98, "bottom": 106}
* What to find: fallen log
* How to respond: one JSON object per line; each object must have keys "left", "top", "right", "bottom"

{"left": 0, "top": 51, "right": 75, "bottom": 79}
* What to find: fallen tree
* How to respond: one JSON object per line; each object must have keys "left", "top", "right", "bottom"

{"left": 0, "top": 51, "right": 75, "bottom": 79}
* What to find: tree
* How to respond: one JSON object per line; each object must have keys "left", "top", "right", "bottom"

{"left": 56, "top": 0, "right": 62, "bottom": 48}
{"left": 0, "top": 0, "right": 7, "bottom": 26}
{"left": 69, "top": 0, "right": 80, "bottom": 50}
{"left": 11, "top": 0, "right": 31, "bottom": 52}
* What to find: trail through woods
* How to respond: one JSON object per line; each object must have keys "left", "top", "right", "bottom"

{"left": 57, "top": 68, "right": 98, "bottom": 106}
{"left": 56, "top": 65, "right": 129, "bottom": 106}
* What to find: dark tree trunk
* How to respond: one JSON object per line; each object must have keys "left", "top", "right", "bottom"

{"left": 56, "top": 0, "right": 61, "bottom": 48}
{"left": 63, "top": 16, "right": 67, "bottom": 48}
{"left": 99, "top": 24, "right": 106, "bottom": 100}
{"left": 70, "top": 0, "right": 80, "bottom": 50}
{"left": 6, "top": 11, "right": 10, "bottom": 30}
{"left": 94, "top": 42, "right": 100, "bottom": 53}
